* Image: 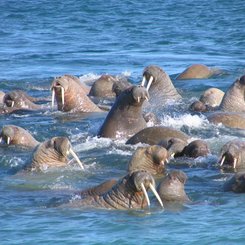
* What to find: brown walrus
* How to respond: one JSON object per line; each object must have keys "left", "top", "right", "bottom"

{"left": 97, "top": 86, "right": 149, "bottom": 139}
{"left": 0, "top": 125, "right": 39, "bottom": 148}
{"left": 176, "top": 64, "right": 218, "bottom": 80}
{"left": 127, "top": 145, "right": 169, "bottom": 176}
{"left": 126, "top": 126, "right": 189, "bottom": 145}
{"left": 218, "top": 140, "right": 245, "bottom": 171}
{"left": 89, "top": 74, "right": 132, "bottom": 98}
{"left": 157, "top": 170, "right": 190, "bottom": 203}
{"left": 26, "top": 136, "right": 84, "bottom": 172}
{"left": 219, "top": 74, "right": 245, "bottom": 113}
{"left": 208, "top": 112, "right": 245, "bottom": 130}
{"left": 224, "top": 172, "right": 245, "bottom": 193}
{"left": 72, "top": 170, "right": 163, "bottom": 210}
{"left": 141, "top": 65, "right": 181, "bottom": 105}
{"left": 51, "top": 75, "right": 102, "bottom": 113}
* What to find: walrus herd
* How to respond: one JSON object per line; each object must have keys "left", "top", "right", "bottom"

{"left": 1, "top": 63, "right": 245, "bottom": 210}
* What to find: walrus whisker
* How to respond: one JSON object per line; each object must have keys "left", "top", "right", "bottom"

{"left": 149, "top": 183, "right": 164, "bottom": 208}
{"left": 233, "top": 158, "right": 237, "bottom": 169}
{"left": 7, "top": 136, "right": 10, "bottom": 145}
{"left": 146, "top": 76, "right": 154, "bottom": 91}
{"left": 141, "top": 183, "right": 150, "bottom": 207}
{"left": 69, "top": 148, "right": 84, "bottom": 170}
{"left": 51, "top": 88, "right": 55, "bottom": 108}
{"left": 141, "top": 76, "right": 146, "bottom": 87}
{"left": 220, "top": 156, "right": 226, "bottom": 166}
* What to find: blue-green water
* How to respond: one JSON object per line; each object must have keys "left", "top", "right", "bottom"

{"left": 0, "top": 0, "right": 245, "bottom": 244}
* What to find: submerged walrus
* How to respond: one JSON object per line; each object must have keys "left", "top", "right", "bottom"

{"left": 219, "top": 74, "right": 245, "bottom": 113}
{"left": 26, "top": 137, "right": 84, "bottom": 172}
{"left": 126, "top": 126, "right": 189, "bottom": 145}
{"left": 218, "top": 140, "right": 245, "bottom": 170}
{"left": 127, "top": 145, "right": 169, "bottom": 176}
{"left": 141, "top": 65, "right": 181, "bottom": 105}
{"left": 98, "top": 86, "right": 149, "bottom": 139}
{"left": 176, "top": 64, "right": 218, "bottom": 80}
{"left": 224, "top": 172, "right": 245, "bottom": 193}
{"left": 51, "top": 75, "right": 102, "bottom": 113}
{"left": 72, "top": 171, "right": 163, "bottom": 210}
{"left": 157, "top": 170, "right": 190, "bottom": 203}
{"left": 0, "top": 125, "right": 39, "bottom": 148}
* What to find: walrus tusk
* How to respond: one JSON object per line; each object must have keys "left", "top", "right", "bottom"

{"left": 69, "top": 148, "right": 84, "bottom": 170}
{"left": 149, "top": 183, "right": 164, "bottom": 208}
{"left": 220, "top": 156, "right": 226, "bottom": 166}
{"left": 170, "top": 153, "right": 175, "bottom": 158}
{"left": 233, "top": 158, "right": 237, "bottom": 169}
{"left": 7, "top": 136, "right": 10, "bottom": 145}
{"left": 51, "top": 88, "right": 55, "bottom": 108}
{"left": 137, "top": 97, "right": 140, "bottom": 103}
{"left": 141, "top": 183, "right": 150, "bottom": 207}
{"left": 146, "top": 76, "right": 154, "bottom": 91}
{"left": 141, "top": 76, "right": 146, "bottom": 87}
{"left": 145, "top": 95, "right": 149, "bottom": 101}
{"left": 165, "top": 159, "right": 169, "bottom": 164}
{"left": 11, "top": 101, "right": 15, "bottom": 107}
{"left": 60, "top": 86, "right": 65, "bottom": 106}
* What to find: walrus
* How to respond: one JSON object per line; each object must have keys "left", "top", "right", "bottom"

{"left": 208, "top": 112, "right": 245, "bottom": 130}
{"left": 126, "top": 126, "right": 189, "bottom": 145}
{"left": 176, "top": 64, "right": 218, "bottom": 80}
{"left": 97, "top": 86, "right": 149, "bottom": 139}
{"left": 141, "top": 65, "right": 181, "bottom": 105}
{"left": 26, "top": 136, "right": 84, "bottom": 172}
{"left": 157, "top": 170, "right": 190, "bottom": 202}
{"left": 224, "top": 172, "right": 245, "bottom": 193}
{"left": 219, "top": 74, "right": 245, "bottom": 113}
{"left": 89, "top": 74, "right": 132, "bottom": 98}
{"left": 0, "top": 125, "right": 39, "bottom": 148}
{"left": 218, "top": 140, "right": 245, "bottom": 170}
{"left": 127, "top": 145, "right": 169, "bottom": 176}
{"left": 72, "top": 170, "right": 163, "bottom": 210}
{"left": 200, "top": 88, "right": 225, "bottom": 107}
{"left": 51, "top": 75, "right": 102, "bottom": 113}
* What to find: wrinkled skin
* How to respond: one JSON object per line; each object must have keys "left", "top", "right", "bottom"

{"left": 218, "top": 140, "right": 245, "bottom": 171}
{"left": 127, "top": 145, "right": 169, "bottom": 176}
{"left": 71, "top": 171, "right": 159, "bottom": 210}
{"left": 157, "top": 170, "right": 190, "bottom": 202}
{"left": 89, "top": 74, "right": 131, "bottom": 98}
{"left": 27, "top": 137, "right": 72, "bottom": 171}
{"left": 219, "top": 75, "right": 245, "bottom": 113}
{"left": 0, "top": 125, "right": 39, "bottom": 148}
{"left": 142, "top": 65, "right": 181, "bottom": 105}
{"left": 208, "top": 112, "right": 245, "bottom": 130}
{"left": 51, "top": 75, "right": 101, "bottom": 113}
{"left": 200, "top": 88, "right": 224, "bottom": 107}
{"left": 176, "top": 64, "right": 217, "bottom": 80}
{"left": 98, "top": 86, "right": 149, "bottom": 139}
{"left": 3, "top": 91, "right": 43, "bottom": 110}
{"left": 126, "top": 126, "right": 189, "bottom": 145}
{"left": 224, "top": 172, "right": 245, "bottom": 193}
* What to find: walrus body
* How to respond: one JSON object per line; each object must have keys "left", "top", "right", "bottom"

{"left": 224, "top": 172, "right": 245, "bottom": 193}
{"left": 127, "top": 145, "right": 169, "bottom": 176}
{"left": 98, "top": 86, "right": 149, "bottom": 139}
{"left": 71, "top": 171, "right": 163, "bottom": 210}
{"left": 176, "top": 64, "right": 217, "bottom": 80}
{"left": 126, "top": 126, "right": 189, "bottom": 145}
{"left": 0, "top": 125, "right": 39, "bottom": 148}
{"left": 51, "top": 75, "right": 101, "bottom": 113}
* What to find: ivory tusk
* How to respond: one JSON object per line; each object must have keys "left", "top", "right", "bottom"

{"left": 145, "top": 96, "right": 149, "bottom": 101}
{"left": 171, "top": 153, "right": 175, "bottom": 158}
{"left": 141, "top": 183, "right": 150, "bottom": 207}
{"left": 146, "top": 76, "right": 154, "bottom": 91}
{"left": 69, "top": 148, "right": 84, "bottom": 170}
{"left": 233, "top": 158, "right": 237, "bottom": 169}
{"left": 51, "top": 88, "right": 55, "bottom": 108}
{"left": 141, "top": 76, "right": 146, "bottom": 87}
{"left": 11, "top": 101, "right": 15, "bottom": 108}
{"left": 61, "top": 86, "right": 65, "bottom": 106}
{"left": 220, "top": 156, "right": 226, "bottom": 166}
{"left": 7, "top": 136, "right": 10, "bottom": 145}
{"left": 137, "top": 97, "right": 140, "bottom": 103}
{"left": 149, "top": 183, "right": 164, "bottom": 208}
{"left": 165, "top": 159, "right": 169, "bottom": 164}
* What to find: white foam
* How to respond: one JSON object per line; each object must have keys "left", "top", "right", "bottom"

{"left": 79, "top": 73, "right": 100, "bottom": 85}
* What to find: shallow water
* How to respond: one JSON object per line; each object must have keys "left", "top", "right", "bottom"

{"left": 1, "top": 0, "right": 245, "bottom": 244}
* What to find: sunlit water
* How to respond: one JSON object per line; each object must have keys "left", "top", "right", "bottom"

{"left": 0, "top": 0, "right": 245, "bottom": 244}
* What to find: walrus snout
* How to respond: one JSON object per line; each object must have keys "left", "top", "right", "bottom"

{"left": 219, "top": 152, "right": 238, "bottom": 169}
{"left": 132, "top": 86, "right": 149, "bottom": 103}
{"left": 3, "top": 94, "right": 15, "bottom": 107}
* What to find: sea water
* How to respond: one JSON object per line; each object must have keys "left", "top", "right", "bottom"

{"left": 0, "top": 0, "right": 245, "bottom": 244}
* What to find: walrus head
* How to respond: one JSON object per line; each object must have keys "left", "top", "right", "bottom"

{"left": 0, "top": 126, "right": 14, "bottom": 145}
{"left": 182, "top": 140, "right": 210, "bottom": 158}
{"left": 3, "top": 91, "right": 31, "bottom": 109}
{"left": 129, "top": 170, "right": 163, "bottom": 208}
{"left": 131, "top": 86, "right": 149, "bottom": 106}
